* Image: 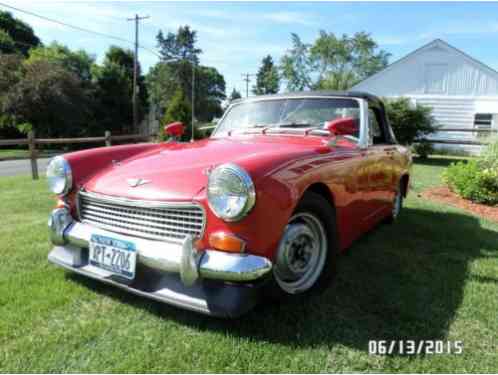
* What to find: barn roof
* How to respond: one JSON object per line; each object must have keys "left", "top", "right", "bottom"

{"left": 353, "top": 39, "right": 498, "bottom": 89}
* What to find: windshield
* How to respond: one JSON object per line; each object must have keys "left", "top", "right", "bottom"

{"left": 214, "top": 97, "right": 360, "bottom": 135}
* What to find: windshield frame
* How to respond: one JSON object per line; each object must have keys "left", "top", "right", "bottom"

{"left": 212, "top": 95, "right": 369, "bottom": 148}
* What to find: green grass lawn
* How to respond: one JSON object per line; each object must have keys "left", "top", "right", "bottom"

{"left": 0, "top": 148, "right": 61, "bottom": 160}
{"left": 0, "top": 158, "right": 497, "bottom": 372}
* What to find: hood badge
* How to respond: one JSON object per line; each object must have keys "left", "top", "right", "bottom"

{"left": 127, "top": 178, "right": 150, "bottom": 188}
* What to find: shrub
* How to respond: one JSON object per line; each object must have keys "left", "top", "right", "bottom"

{"left": 443, "top": 138, "right": 498, "bottom": 205}
{"left": 384, "top": 97, "right": 438, "bottom": 145}
{"left": 161, "top": 88, "right": 192, "bottom": 141}
{"left": 412, "top": 140, "right": 434, "bottom": 159}
{"left": 480, "top": 136, "right": 498, "bottom": 170}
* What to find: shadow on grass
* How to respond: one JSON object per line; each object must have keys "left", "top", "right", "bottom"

{"left": 413, "top": 156, "right": 469, "bottom": 167}
{"left": 69, "top": 206, "right": 496, "bottom": 355}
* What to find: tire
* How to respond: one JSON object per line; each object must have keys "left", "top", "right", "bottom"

{"left": 387, "top": 180, "right": 404, "bottom": 223}
{"left": 265, "top": 191, "right": 339, "bottom": 300}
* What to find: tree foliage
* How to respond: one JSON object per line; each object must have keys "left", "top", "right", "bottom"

{"left": 0, "top": 43, "right": 147, "bottom": 139}
{"left": 384, "top": 97, "right": 438, "bottom": 145}
{"left": 161, "top": 88, "right": 192, "bottom": 141}
{"left": 280, "top": 31, "right": 390, "bottom": 91}
{"left": 253, "top": 55, "right": 280, "bottom": 95}
{"left": 229, "top": 88, "right": 242, "bottom": 102}
{"left": 157, "top": 25, "right": 202, "bottom": 63}
{"left": 27, "top": 42, "right": 95, "bottom": 81}
{"left": 280, "top": 33, "right": 314, "bottom": 91}
{"left": 92, "top": 46, "right": 147, "bottom": 134}
{"left": 150, "top": 25, "right": 225, "bottom": 125}
{"left": 2, "top": 60, "right": 90, "bottom": 137}
{"left": 0, "top": 11, "right": 40, "bottom": 56}
{"left": 0, "top": 29, "right": 16, "bottom": 54}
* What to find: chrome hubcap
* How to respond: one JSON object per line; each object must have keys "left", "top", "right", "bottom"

{"left": 274, "top": 213, "right": 327, "bottom": 294}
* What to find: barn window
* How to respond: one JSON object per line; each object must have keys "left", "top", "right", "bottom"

{"left": 474, "top": 114, "right": 493, "bottom": 129}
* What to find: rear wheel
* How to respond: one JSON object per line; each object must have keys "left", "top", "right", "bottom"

{"left": 269, "top": 192, "right": 338, "bottom": 298}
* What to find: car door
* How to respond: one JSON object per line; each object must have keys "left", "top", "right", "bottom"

{"left": 363, "top": 106, "right": 397, "bottom": 226}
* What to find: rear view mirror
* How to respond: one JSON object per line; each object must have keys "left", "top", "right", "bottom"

{"left": 324, "top": 117, "right": 359, "bottom": 137}
{"left": 164, "top": 122, "right": 185, "bottom": 140}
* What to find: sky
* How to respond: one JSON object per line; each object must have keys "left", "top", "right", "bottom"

{"left": 3, "top": 1, "right": 498, "bottom": 96}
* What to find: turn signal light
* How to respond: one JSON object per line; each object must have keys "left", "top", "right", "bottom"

{"left": 209, "top": 232, "right": 246, "bottom": 253}
{"left": 55, "top": 198, "right": 67, "bottom": 209}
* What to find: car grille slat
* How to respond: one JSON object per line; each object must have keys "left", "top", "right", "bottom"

{"left": 78, "top": 192, "right": 205, "bottom": 243}
{"left": 81, "top": 199, "right": 204, "bottom": 219}
{"left": 82, "top": 205, "right": 204, "bottom": 228}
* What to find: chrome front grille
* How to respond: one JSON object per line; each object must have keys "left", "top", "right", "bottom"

{"left": 78, "top": 191, "right": 205, "bottom": 243}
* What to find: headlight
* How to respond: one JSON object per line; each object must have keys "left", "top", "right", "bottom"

{"left": 207, "top": 163, "right": 256, "bottom": 222}
{"left": 46, "top": 156, "right": 72, "bottom": 195}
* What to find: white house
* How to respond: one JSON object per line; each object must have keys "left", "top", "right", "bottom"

{"left": 352, "top": 39, "right": 498, "bottom": 154}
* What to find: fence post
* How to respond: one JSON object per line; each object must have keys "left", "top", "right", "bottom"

{"left": 105, "top": 130, "right": 111, "bottom": 147}
{"left": 28, "top": 130, "right": 39, "bottom": 180}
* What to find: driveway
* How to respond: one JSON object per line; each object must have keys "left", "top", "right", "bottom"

{"left": 0, "top": 158, "right": 51, "bottom": 177}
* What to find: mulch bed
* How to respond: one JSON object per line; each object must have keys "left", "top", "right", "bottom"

{"left": 420, "top": 186, "right": 498, "bottom": 223}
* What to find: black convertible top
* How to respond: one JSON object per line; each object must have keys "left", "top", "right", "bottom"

{"left": 234, "top": 90, "right": 384, "bottom": 107}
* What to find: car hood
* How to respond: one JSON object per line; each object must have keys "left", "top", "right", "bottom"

{"left": 83, "top": 135, "right": 331, "bottom": 201}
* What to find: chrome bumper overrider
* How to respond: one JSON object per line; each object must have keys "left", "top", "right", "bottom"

{"left": 48, "top": 208, "right": 272, "bottom": 316}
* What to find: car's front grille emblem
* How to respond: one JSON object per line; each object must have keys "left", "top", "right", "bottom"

{"left": 127, "top": 178, "right": 150, "bottom": 188}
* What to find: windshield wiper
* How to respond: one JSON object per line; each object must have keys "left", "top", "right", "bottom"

{"left": 275, "top": 122, "right": 314, "bottom": 128}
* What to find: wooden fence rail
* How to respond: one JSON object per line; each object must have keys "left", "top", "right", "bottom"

{"left": 1, "top": 130, "right": 155, "bottom": 180}
{"left": 423, "top": 127, "right": 498, "bottom": 146}
{"left": 2, "top": 127, "right": 497, "bottom": 180}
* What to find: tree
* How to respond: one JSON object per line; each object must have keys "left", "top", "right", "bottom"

{"left": 92, "top": 46, "right": 147, "bottom": 134}
{"left": 253, "top": 55, "right": 280, "bottom": 95}
{"left": 156, "top": 25, "right": 201, "bottom": 63}
{"left": 2, "top": 60, "right": 90, "bottom": 137}
{"left": 0, "top": 54, "right": 24, "bottom": 138}
{"left": 0, "top": 29, "right": 15, "bottom": 54}
{"left": 311, "top": 31, "right": 390, "bottom": 90}
{"left": 149, "top": 25, "right": 225, "bottom": 124}
{"left": 280, "top": 33, "right": 314, "bottom": 91}
{"left": 161, "top": 88, "right": 192, "bottom": 141}
{"left": 195, "top": 65, "right": 226, "bottom": 121}
{"left": 384, "top": 97, "right": 437, "bottom": 145}
{"left": 0, "top": 11, "right": 40, "bottom": 56}
{"left": 229, "top": 88, "right": 242, "bottom": 102}
{"left": 27, "top": 42, "right": 95, "bottom": 81}
{"left": 146, "top": 62, "right": 178, "bottom": 122}
{"left": 156, "top": 25, "right": 202, "bottom": 106}
{"left": 280, "top": 31, "right": 390, "bottom": 91}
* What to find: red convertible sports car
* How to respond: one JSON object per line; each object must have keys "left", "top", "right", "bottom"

{"left": 47, "top": 91, "right": 412, "bottom": 317}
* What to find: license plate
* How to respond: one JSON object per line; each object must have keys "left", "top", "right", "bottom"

{"left": 89, "top": 234, "right": 137, "bottom": 279}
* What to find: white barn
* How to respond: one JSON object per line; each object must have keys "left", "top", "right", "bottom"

{"left": 353, "top": 39, "right": 498, "bottom": 154}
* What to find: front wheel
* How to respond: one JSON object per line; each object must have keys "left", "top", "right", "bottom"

{"left": 269, "top": 192, "right": 338, "bottom": 297}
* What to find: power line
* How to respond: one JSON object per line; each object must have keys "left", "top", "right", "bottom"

{"left": 0, "top": 2, "right": 162, "bottom": 59}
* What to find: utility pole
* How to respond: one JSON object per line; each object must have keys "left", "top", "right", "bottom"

{"left": 191, "top": 61, "right": 195, "bottom": 142}
{"left": 242, "top": 73, "right": 255, "bottom": 98}
{"left": 127, "top": 14, "right": 150, "bottom": 133}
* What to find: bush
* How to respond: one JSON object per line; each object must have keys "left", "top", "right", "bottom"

{"left": 384, "top": 97, "right": 438, "bottom": 145}
{"left": 161, "top": 88, "right": 192, "bottom": 142}
{"left": 443, "top": 138, "right": 498, "bottom": 205}
{"left": 412, "top": 140, "right": 434, "bottom": 159}
{"left": 480, "top": 136, "right": 498, "bottom": 170}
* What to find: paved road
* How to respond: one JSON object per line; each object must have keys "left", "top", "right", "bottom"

{"left": 0, "top": 158, "right": 51, "bottom": 177}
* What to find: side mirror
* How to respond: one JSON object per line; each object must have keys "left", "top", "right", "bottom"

{"left": 164, "top": 122, "right": 184, "bottom": 140}
{"left": 324, "top": 117, "right": 359, "bottom": 137}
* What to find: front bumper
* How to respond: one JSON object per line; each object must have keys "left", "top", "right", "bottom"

{"left": 48, "top": 208, "right": 272, "bottom": 317}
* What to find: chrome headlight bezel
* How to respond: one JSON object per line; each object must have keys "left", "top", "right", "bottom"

{"left": 46, "top": 156, "right": 72, "bottom": 196}
{"left": 207, "top": 163, "right": 256, "bottom": 222}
